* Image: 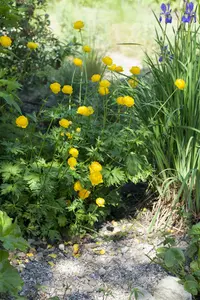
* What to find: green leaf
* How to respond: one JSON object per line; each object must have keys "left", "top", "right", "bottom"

{"left": 184, "top": 278, "right": 199, "bottom": 296}
{"left": 190, "top": 223, "right": 200, "bottom": 236}
{"left": 164, "top": 248, "right": 185, "bottom": 268}
{"left": 0, "top": 250, "right": 24, "bottom": 296}
{"left": 57, "top": 215, "right": 67, "bottom": 227}
{"left": 190, "top": 261, "right": 199, "bottom": 272}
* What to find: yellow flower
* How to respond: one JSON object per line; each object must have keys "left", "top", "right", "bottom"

{"left": 73, "top": 20, "right": 84, "bottom": 30}
{"left": 83, "top": 45, "right": 91, "bottom": 52}
{"left": 59, "top": 119, "right": 71, "bottom": 128}
{"left": 0, "top": 36, "right": 12, "bottom": 47}
{"left": 26, "top": 253, "right": 34, "bottom": 257}
{"left": 73, "top": 58, "right": 83, "bottom": 67}
{"left": 123, "top": 96, "right": 135, "bottom": 107}
{"left": 128, "top": 77, "right": 138, "bottom": 88}
{"left": 102, "top": 56, "right": 113, "bottom": 66}
{"left": 73, "top": 244, "right": 79, "bottom": 254}
{"left": 78, "top": 189, "right": 91, "bottom": 199}
{"left": 99, "top": 249, "right": 106, "bottom": 255}
{"left": 69, "top": 147, "right": 79, "bottom": 158}
{"left": 175, "top": 79, "right": 186, "bottom": 90}
{"left": 27, "top": 42, "right": 38, "bottom": 49}
{"left": 96, "top": 198, "right": 105, "bottom": 207}
{"left": 115, "top": 66, "right": 123, "bottom": 73}
{"left": 116, "top": 96, "right": 125, "bottom": 105}
{"left": 89, "top": 161, "right": 102, "bottom": 173}
{"left": 76, "top": 127, "right": 81, "bottom": 133}
{"left": 68, "top": 157, "right": 77, "bottom": 170}
{"left": 50, "top": 82, "right": 61, "bottom": 94}
{"left": 62, "top": 85, "right": 73, "bottom": 94}
{"left": 108, "top": 64, "right": 117, "bottom": 71}
{"left": 60, "top": 132, "right": 65, "bottom": 136}
{"left": 66, "top": 132, "right": 73, "bottom": 139}
{"left": 88, "top": 106, "right": 94, "bottom": 116}
{"left": 99, "top": 80, "right": 111, "bottom": 88}
{"left": 98, "top": 87, "right": 109, "bottom": 96}
{"left": 16, "top": 116, "right": 28, "bottom": 128}
{"left": 91, "top": 74, "right": 101, "bottom": 82}
{"left": 130, "top": 66, "right": 141, "bottom": 75}
{"left": 89, "top": 172, "right": 103, "bottom": 186}
{"left": 74, "top": 180, "right": 82, "bottom": 192}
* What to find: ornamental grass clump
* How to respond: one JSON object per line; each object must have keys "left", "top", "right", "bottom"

{"left": 133, "top": 1, "right": 200, "bottom": 221}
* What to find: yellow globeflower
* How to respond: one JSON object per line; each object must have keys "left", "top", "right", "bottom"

{"left": 115, "top": 66, "right": 123, "bottom": 73}
{"left": 99, "top": 80, "right": 111, "bottom": 88}
{"left": 89, "top": 171, "right": 103, "bottom": 186}
{"left": 116, "top": 96, "right": 125, "bottom": 105}
{"left": 59, "top": 119, "right": 71, "bottom": 128}
{"left": 98, "top": 87, "right": 109, "bottom": 96}
{"left": 68, "top": 157, "right": 77, "bottom": 170}
{"left": 89, "top": 161, "right": 102, "bottom": 173}
{"left": 175, "top": 79, "right": 186, "bottom": 90}
{"left": 108, "top": 64, "right": 117, "bottom": 71}
{"left": 73, "top": 20, "right": 84, "bottom": 30}
{"left": 130, "top": 66, "right": 141, "bottom": 75}
{"left": 27, "top": 42, "right": 38, "bottom": 49}
{"left": 73, "top": 58, "right": 83, "bottom": 67}
{"left": 69, "top": 147, "right": 79, "bottom": 158}
{"left": 66, "top": 132, "right": 73, "bottom": 139}
{"left": 91, "top": 74, "right": 101, "bottom": 82}
{"left": 50, "top": 82, "right": 61, "bottom": 94}
{"left": 83, "top": 45, "right": 91, "bottom": 53}
{"left": 76, "top": 127, "right": 81, "bottom": 133}
{"left": 102, "top": 56, "right": 113, "bottom": 66}
{"left": 0, "top": 36, "right": 12, "bottom": 47}
{"left": 123, "top": 96, "right": 135, "bottom": 107}
{"left": 74, "top": 180, "right": 82, "bottom": 192}
{"left": 78, "top": 189, "right": 91, "bottom": 199}
{"left": 77, "top": 106, "right": 89, "bottom": 116}
{"left": 15, "top": 116, "right": 28, "bottom": 129}
{"left": 96, "top": 198, "right": 105, "bottom": 207}
{"left": 62, "top": 85, "right": 73, "bottom": 94}
{"left": 128, "top": 77, "right": 138, "bottom": 88}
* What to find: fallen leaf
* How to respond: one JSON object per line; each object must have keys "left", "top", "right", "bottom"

{"left": 48, "top": 253, "right": 57, "bottom": 259}
{"left": 48, "top": 261, "right": 55, "bottom": 267}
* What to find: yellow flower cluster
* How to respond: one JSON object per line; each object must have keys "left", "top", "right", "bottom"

{"left": 50, "top": 82, "right": 73, "bottom": 95}
{"left": 116, "top": 96, "right": 135, "bottom": 107}
{"left": 59, "top": 119, "right": 72, "bottom": 128}
{"left": 69, "top": 147, "right": 79, "bottom": 158}
{"left": 98, "top": 79, "right": 111, "bottom": 96}
{"left": 15, "top": 116, "right": 29, "bottom": 128}
{"left": 73, "top": 181, "right": 91, "bottom": 200}
{"left": 0, "top": 36, "right": 12, "bottom": 47}
{"left": 68, "top": 145, "right": 79, "bottom": 170}
{"left": 89, "top": 161, "right": 103, "bottom": 186}
{"left": 108, "top": 64, "right": 123, "bottom": 73}
{"left": 27, "top": 42, "right": 38, "bottom": 49}
{"left": 77, "top": 106, "right": 94, "bottom": 116}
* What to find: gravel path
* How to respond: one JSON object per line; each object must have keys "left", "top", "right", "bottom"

{"left": 13, "top": 218, "right": 167, "bottom": 300}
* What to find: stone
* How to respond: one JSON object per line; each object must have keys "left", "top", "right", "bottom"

{"left": 98, "top": 267, "right": 106, "bottom": 276}
{"left": 133, "top": 287, "right": 155, "bottom": 300}
{"left": 58, "top": 244, "right": 65, "bottom": 251}
{"left": 153, "top": 276, "right": 192, "bottom": 300}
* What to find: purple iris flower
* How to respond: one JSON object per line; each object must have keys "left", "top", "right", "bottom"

{"left": 159, "top": 3, "right": 172, "bottom": 24}
{"left": 182, "top": 2, "right": 196, "bottom": 23}
{"left": 158, "top": 45, "right": 173, "bottom": 63}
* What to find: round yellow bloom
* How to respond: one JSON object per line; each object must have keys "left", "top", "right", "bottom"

{"left": 96, "top": 198, "right": 105, "bottom": 207}
{"left": 66, "top": 132, "right": 73, "bottom": 139}
{"left": 73, "top": 20, "right": 84, "bottom": 30}
{"left": 73, "top": 58, "right": 83, "bottom": 67}
{"left": 68, "top": 157, "right": 77, "bottom": 170}
{"left": 116, "top": 96, "right": 125, "bottom": 105}
{"left": 123, "top": 96, "right": 135, "bottom": 107}
{"left": 128, "top": 77, "right": 138, "bottom": 88}
{"left": 78, "top": 189, "right": 91, "bottom": 200}
{"left": 89, "top": 161, "right": 102, "bottom": 173}
{"left": 27, "top": 42, "right": 38, "bottom": 49}
{"left": 15, "top": 115, "right": 28, "bottom": 129}
{"left": 83, "top": 45, "right": 91, "bottom": 53}
{"left": 175, "top": 79, "right": 186, "bottom": 90}
{"left": 108, "top": 64, "right": 117, "bottom": 71}
{"left": 99, "top": 249, "right": 106, "bottom": 255}
{"left": 77, "top": 106, "right": 93, "bottom": 116}
{"left": 59, "top": 119, "right": 71, "bottom": 128}
{"left": 115, "top": 66, "right": 123, "bottom": 73}
{"left": 91, "top": 74, "right": 101, "bottom": 82}
{"left": 98, "top": 87, "right": 109, "bottom": 96}
{"left": 69, "top": 147, "right": 79, "bottom": 158}
{"left": 89, "top": 171, "right": 103, "bottom": 186}
{"left": 130, "top": 66, "right": 141, "bottom": 75}
{"left": 76, "top": 127, "right": 81, "bottom": 133}
{"left": 99, "top": 80, "right": 111, "bottom": 88}
{"left": 74, "top": 180, "right": 82, "bottom": 192}
{"left": 62, "top": 85, "right": 73, "bottom": 95}
{"left": 0, "top": 36, "right": 12, "bottom": 47}
{"left": 102, "top": 56, "right": 113, "bottom": 66}
{"left": 50, "top": 82, "right": 61, "bottom": 94}
{"left": 73, "top": 243, "right": 79, "bottom": 254}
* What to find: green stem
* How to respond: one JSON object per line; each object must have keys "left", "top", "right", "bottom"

{"left": 38, "top": 117, "right": 54, "bottom": 157}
